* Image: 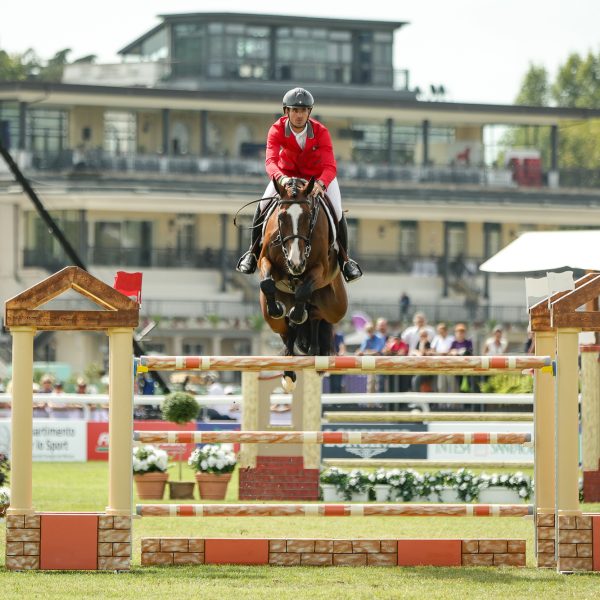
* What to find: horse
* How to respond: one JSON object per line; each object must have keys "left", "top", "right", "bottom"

{"left": 257, "top": 177, "right": 348, "bottom": 392}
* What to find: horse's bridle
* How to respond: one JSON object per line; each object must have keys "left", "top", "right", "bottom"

{"left": 273, "top": 180, "right": 321, "bottom": 263}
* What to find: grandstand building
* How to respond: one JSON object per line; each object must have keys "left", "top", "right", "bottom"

{"left": 1, "top": 11, "right": 599, "bottom": 374}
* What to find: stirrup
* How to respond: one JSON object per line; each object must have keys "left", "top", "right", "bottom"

{"left": 342, "top": 259, "right": 362, "bottom": 283}
{"left": 236, "top": 251, "right": 257, "bottom": 274}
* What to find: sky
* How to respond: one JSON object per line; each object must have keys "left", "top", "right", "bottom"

{"left": 1, "top": 0, "right": 599, "bottom": 105}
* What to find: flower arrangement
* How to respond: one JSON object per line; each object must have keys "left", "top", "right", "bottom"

{"left": 320, "top": 467, "right": 369, "bottom": 500}
{"left": 321, "top": 467, "right": 533, "bottom": 503}
{"left": 448, "top": 468, "right": 482, "bottom": 502}
{"left": 385, "top": 468, "right": 422, "bottom": 501}
{"left": 505, "top": 472, "right": 533, "bottom": 501}
{"left": 132, "top": 444, "right": 168, "bottom": 474}
{"left": 188, "top": 444, "right": 236, "bottom": 474}
{"left": 417, "top": 470, "right": 448, "bottom": 501}
{"left": 0, "top": 486, "right": 9, "bottom": 506}
{"left": 342, "top": 469, "right": 370, "bottom": 500}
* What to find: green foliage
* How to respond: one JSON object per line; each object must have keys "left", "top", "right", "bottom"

{"left": 504, "top": 51, "right": 600, "bottom": 173}
{"left": 515, "top": 64, "right": 551, "bottom": 106}
{"left": 0, "top": 46, "right": 73, "bottom": 82}
{"left": 479, "top": 374, "right": 533, "bottom": 394}
{"left": 161, "top": 391, "right": 200, "bottom": 425}
{"left": 0, "top": 452, "right": 9, "bottom": 487}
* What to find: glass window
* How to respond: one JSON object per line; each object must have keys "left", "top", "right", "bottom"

{"left": 399, "top": 222, "right": 418, "bottom": 256}
{"left": 172, "top": 23, "right": 204, "bottom": 76}
{"left": 103, "top": 111, "right": 136, "bottom": 155}
{"left": 447, "top": 224, "right": 467, "bottom": 258}
{"left": 93, "top": 220, "right": 153, "bottom": 266}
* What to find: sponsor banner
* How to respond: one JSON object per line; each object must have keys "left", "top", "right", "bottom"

{"left": 427, "top": 422, "right": 534, "bottom": 463}
{"left": 321, "top": 422, "right": 427, "bottom": 460}
{"left": 87, "top": 420, "right": 197, "bottom": 461}
{"left": 32, "top": 420, "right": 87, "bottom": 462}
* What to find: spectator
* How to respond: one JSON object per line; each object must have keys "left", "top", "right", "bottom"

{"left": 34, "top": 374, "right": 53, "bottom": 418}
{"left": 449, "top": 323, "right": 475, "bottom": 394}
{"left": 401, "top": 312, "right": 436, "bottom": 352}
{"left": 375, "top": 318, "right": 390, "bottom": 393}
{"left": 356, "top": 323, "right": 386, "bottom": 393}
{"left": 329, "top": 326, "right": 346, "bottom": 394}
{"left": 411, "top": 329, "right": 434, "bottom": 392}
{"left": 430, "top": 322, "right": 456, "bottom": 393}
{"left": 382, "top": 333, "right": 409, "bottom": 392}
{"left": 399, "top": 292, "right": 411, "bottom": 322}
{"left": 205, "top": 373, "right": 236, "bottom": 421}
{"left": 524, "top": 330, "right": 535, "bottom": 354}
{"left": 483, "top": 326, "right": 508, "bottom": 355}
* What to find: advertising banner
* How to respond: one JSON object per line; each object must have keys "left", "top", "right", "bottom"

{"left": 427, "top": 422, "right": 534, "bottom": 463}
{"left": 87, "top": 420, "right": 197, "bottom": 461}
{"left": 321, "top": 422, "right": 427, "bottom": 460}
{"left": 32, "top": 420, "right": 87, "bottom": 461}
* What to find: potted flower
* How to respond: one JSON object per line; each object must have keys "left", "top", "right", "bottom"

{"left": 368, "top": 468, "right": 391, "bottom": 502}
{"left": 387, "top": 468, "right": 421, "bottom": 502}
{"left": 479, "top": 473, "right": 524, "bottom": 503}
{"left": 417, "top": 470, "right": 448, "bottom": 502}
{"left": 0, "top": 452, "right": 9, "bottom": 518}
{"left": 188, "top": 444, "right": 236, "bottom": 500}
{"left": 161, "top": 391, "right": 200, "bottom": 500}
{"left": 320, "top": 467, "right": 347, "bottom": 501}
{"left": 342, "top": 469, "right": 371, "bottom": 501}
{"left": 133, "top": 444, "right": 169, "bottom": 500}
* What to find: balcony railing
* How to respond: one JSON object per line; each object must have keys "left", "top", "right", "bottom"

{"left": 24, "top": 247, "right": 487, "bottom": 275}
{"left": 19, "top": 149, "right": 599, "bottom": 190}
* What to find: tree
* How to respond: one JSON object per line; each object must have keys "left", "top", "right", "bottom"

{"left": 515, "top": 64, "right": 550, "bottom": 107}
{"left": 0, "top": 47, "right": 72, "bottom": 82}
{"left": 502, "top": 51, "right": 600, "bottom": 179}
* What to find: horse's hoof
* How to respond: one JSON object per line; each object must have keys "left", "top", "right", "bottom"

{"left": 281, "top": 375, "right": 296, "bottom": 393}
{"left": 288, "top": 307, "right": 308, "bottom": 325}
{"left": 268, "top": 301, "right": 286, "bottom": 319}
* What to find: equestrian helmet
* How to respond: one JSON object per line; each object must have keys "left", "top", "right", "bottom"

{"left": 282, "top": 87, "right": 314, "bottom": 110}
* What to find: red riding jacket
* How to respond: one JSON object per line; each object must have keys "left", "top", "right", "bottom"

{"left": 265, "top": 116, "right": 337, "bottom": 188}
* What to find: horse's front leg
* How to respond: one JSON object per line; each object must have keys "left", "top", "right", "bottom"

{"left": 288, "top": 276, "right": 315, "bottom": 325}
{"left": 308, "top": 316, "right": 321, "bottom": 356}
{"left": 259, "top": 258, "right": 285, "bottom": 320}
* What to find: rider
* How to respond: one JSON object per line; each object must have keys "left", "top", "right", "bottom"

{"left": 236, "top": 87, "right": 363, "bottom": 283}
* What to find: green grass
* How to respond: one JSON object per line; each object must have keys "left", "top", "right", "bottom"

{"left": 1, "top": 462, "right": 600, "bottom": 599}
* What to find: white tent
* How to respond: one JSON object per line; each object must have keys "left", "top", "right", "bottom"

{"left": 479, "top": 230, "right": 600, "bottom": 273}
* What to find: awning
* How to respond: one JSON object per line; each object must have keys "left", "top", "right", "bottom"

{"left": 479, "top": 230, "right": 600, "bottom": 273}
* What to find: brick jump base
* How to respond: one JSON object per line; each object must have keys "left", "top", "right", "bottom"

{"left": 141, "top": 537, "right": 526, "bottom": 567}
{"left": 6, "top": 513, "right": 131, "bottom": 571}
{"left": 238, "top": 456, "right": 319, "bottom": 501}
{"left": 536, "top": 511, "right": 600, "bottom": 572}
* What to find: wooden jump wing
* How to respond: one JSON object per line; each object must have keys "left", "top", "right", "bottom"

{"left": 4, "top": 266, "right": 139, "bottom": 330}
{"left": 550, "top": 273, "right": 600, "bottom": 330}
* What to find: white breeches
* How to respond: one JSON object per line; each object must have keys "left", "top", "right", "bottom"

{"left": 261, "top": 177, "right": 343, "bottom": 220}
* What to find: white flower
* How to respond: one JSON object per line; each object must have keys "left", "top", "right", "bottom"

{"left": 200, "top": 459, "right": 208, "bottom": 471}
{"left": 0, "top": 486, "right": 10, "bottom": 504}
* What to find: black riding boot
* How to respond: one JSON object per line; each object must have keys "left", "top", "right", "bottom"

{"left": 236, "top": 204, "right": 263, "bottom": 274}
{"left": 337, "top": 216, "right": 363, "bottom": 283}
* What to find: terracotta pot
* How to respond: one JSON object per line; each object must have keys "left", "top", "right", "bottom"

{"left": 168, "top": 481, "right": 196, "bottom": 500}
{"left": 134, "top": 472, "right": 169, "bottom": 500}
{"left": 195, "top": 472, "right": 232, "bottom": 500}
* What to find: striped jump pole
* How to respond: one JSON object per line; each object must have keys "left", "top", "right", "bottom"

{"left": 134, "top": 430, "right": 532, "bottom": 445}
{"left": 136, "top": 503, "right": 533, "bottom": 518}
{"left": 323, "top": 412, "right": 534, "bottom": 423}
{"left": 139, "top": 355, "right": 551, "bottom": 374}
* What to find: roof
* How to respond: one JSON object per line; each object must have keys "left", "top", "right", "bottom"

{"left": 2, "top": 81, "right": 600, "bottom": 127}
{"left": 480, "top": 230, "right": 600, "bottom": 273}
{"left": 119, "top": 12, "right": 408, "bottom": 55}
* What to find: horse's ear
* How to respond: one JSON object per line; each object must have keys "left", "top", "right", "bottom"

{"left": 273, "top": 176, "right": 284, "bottom": 198}
{"left": 305, "top": 177, "right": 315, "bottom": 197}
